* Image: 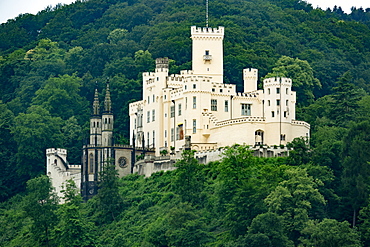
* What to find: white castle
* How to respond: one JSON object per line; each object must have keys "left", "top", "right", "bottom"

{"left": 129, "top": 26, "right": 309, "bottom": 156}
{"left": 47, "top": 25, "right": 310, "bottom": 200}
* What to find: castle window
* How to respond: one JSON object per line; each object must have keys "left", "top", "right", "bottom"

{"left": 204, "top": 50, "right": 212, "bottom": 60}
{"left": 97, "top": 122, "right": 99, "bottom": 127}
{"left": 211, "top": 99, "right": 217, "bottom": 111}
{"left": 134, "top": 119, "right": 136, "bottom": 129}
{"left": 165, "top": 130, "right": 167, "bottom": 138}
{"left": 93, "top": 122, "right": 95, "bottom": 128}
{"left": 164, "top": 95, "right": 167, "bottom": 100}
{"left": 286, "top": 88, "right": 288, "bottom": 94}
{"left": 153, "top": 95, "right": 155, "bottom": 102}
{"left": 147, "top": 111, "right": 150, "bottom": 123}
{"left": 148, "top": 96, "right": 150, "bottom": 104}
{"left": 193, "top": 84, "right": 196, "bottom": 89}
{"left": 185, "top": 85, "right": 187, "bottom": 90}
{"left": 178, "top": 104, "right": 182, "bottom": 116}
{"left": 284, "top": 111, "right": 287, "bottom": 118}
{"left": 185, "top": 97, "right": 188, "bottom": 110}
{"left": 89, "top": 154, "right": 94, "bottom": 174}
{"left": 153, "top": 130, "right": 155, "bottom": 147}
{"left": 225, "top": 100, "right": 229, "bottom": 112}
{"left": 220, "top": 89, "right": 223, "bottom": 93}
{"left": 276, "top": 88, "right": 280, "bottom": 94}
{"left": 255, "top": 130, "right": 264, "bottom": 145}
{"left": 147, "top": 132, "right": 150, "bottom": 148}
{"left": 152, "top": 109, "right": 155, "bottom": 121}
{"left": 280, "top": 134, "right": 286, "bottom": 141}
{"left": 212, "top": 88, "right": 215, "bottom": 92}
{"left": 170, "top": 106, "right": 175, "bottom": 118}
{"left": 139, "top": 114, "right": 144, "bottom": 128}
{"left": 272, "top": 111, "right": 275, "bottom": 117}
{"left": 268, "top": 88, "right": 270, "bottom": 94}
{"left": 171, "top": 128, "right": 174, "bottom": 142}
{"left": 268, "top": 100, "right": 270, "bottom": 106}
{"left": 241, "top": 104, "right": 251, "bottom": 116}
{"left": 276, "top": 99, "right": 280, "bottom": 106}
{"left": 157, "top": 77, "right": 159, "bottom": 81}
{"left": 193, "top": 119, "right": 197, "bottom": 133}
{"left": 286, "top": 100, "right": 289, "bottom": 106}
{"left": 178, "top": 124, "right": 184, "bottom": 140}
{"left": 193, "top": 96, "right": 197, "bottom": 109}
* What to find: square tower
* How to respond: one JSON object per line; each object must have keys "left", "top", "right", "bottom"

{"left": 191, "top": 26, "right": 224, "bottom": 83}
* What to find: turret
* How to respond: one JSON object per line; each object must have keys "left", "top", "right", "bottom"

{"left": 243, "top": 68, "right": 258, "bottom": 93}
{"left": 102, "top": 81, "right": 114, "bottom": 146}
{"left": 90, "top": 88, "right": 102, "bottom": 146}
{"left": 263, "top": 77, "right": 294, "bottom": 123}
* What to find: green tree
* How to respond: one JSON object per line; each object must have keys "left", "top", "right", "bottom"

{"left": 0, "top": 102, "right": 18, "bottom": 201}
{"left": 300, "top": 219, "right": 361, "bottom": 247}
{"left": 89, "top": 159, "right": 122, "bottom": 224}
{"left": 172, "top": 150, "right": 204, "bottom": 204}
{"left": 54, "top": 180, "right": 95, "bottom": 247}
{"left": 265, "top": 167, "right": 325, "bottom": 242}
{"left": 23, "top": 175, "right": 59, "bottom": 246}
{"left": 330, "top": 72, "right": 364, "bottom": 126}
{"left": 245, "top": 212, "right": 294, "bottom": 247}
{"left": 11, "top": 106, "right": 63, "bottom": 178}
{"left": 165, "top": 203, "right": 209, "bottom": 247}
{"left": 341, "top": 120, "right": 370, "bottom": 227}
{"left": 32, "top": 74, "right": 89, "bottom": 122}
{"left": 264, "top": 56, "right": 321, "bottom": 106}
{"left": 286, "top": 137, "right": 310, "bottom": 166}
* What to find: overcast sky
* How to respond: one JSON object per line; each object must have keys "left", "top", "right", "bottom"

{"left": 0, "top": 0, "right": 369, "bottom": 24}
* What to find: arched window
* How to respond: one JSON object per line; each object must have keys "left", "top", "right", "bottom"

{"left": 255, "top": 130, "right": 264, "bottom": 146}
{"left": 89, "top": 154, "right": 94, "bottom": 174}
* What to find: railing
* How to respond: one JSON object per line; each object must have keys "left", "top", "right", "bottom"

{"left": 203, "top": 55, "right": 212, "bottom": 60}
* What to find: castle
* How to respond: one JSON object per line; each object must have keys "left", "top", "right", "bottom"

{"left": 47, "top": 25, "right": 310, "bottom": 200}
{"left": 129, "top": 26, "right": 309, "bottom": 155}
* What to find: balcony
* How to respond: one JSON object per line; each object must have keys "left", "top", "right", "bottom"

{"left": 203, "top": 55, "right": 212, "bottom": 61}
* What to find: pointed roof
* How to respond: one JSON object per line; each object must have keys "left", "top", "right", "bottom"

{"left": 92, "top": 88, "right": 100, "bottom": 116}
{"left": 103, "top": 79, "right": 112, "bottom": 114}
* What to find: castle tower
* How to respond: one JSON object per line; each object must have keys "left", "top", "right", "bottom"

{"left": 90, "top": 88, "right": 102, "bottom": 146}
{"left": 191, "top": 26, "right": 224, "bottom": 83}
{"left": 102, "top": 81, "right": 114, "bottom": 147}
{"left": 243, "top": 68, "right": 258, "bottom": 93}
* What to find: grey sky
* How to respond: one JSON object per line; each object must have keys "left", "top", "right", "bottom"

{"left": 0, "top": 0, "right": 369, "bottom": 24}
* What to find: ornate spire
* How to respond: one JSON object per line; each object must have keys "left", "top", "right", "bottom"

{"left": 104, "top": 79, "right": 112, "bottom": 113}
{"left": 92, "top": 87, "right": 100, "bottom": 116}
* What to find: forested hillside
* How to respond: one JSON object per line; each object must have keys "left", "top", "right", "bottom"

{"left": 1, "top": 0, "right": 370, "bottom": 245}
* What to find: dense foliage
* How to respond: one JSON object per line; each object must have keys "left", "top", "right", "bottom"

{"left": 1, "top": 0, "right": 370, "bottom": 245}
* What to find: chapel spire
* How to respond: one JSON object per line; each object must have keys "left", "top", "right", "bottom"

{"left": 103, "top": 79, "right": 112, "bottom": 113}
{"left": 92, "top": 87, "right": 100, "bottom": 116}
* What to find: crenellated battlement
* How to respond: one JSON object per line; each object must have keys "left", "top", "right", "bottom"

{"left": 142, "top": 72, "right": 156, "bottom": 77}
{"left": 46, "top": 148, "right": 67, "bottom": 155}
{"left": 191, "top": 26, "right": 224, "bottom": 36}
{"left": 235, "top": 92, "right": 260, "bottom": 98}
{"left": 263, "top": 77, "right": 292, "bottom": 88}
{"left": 180, "top": 70, "right": 194, "bottom": 75}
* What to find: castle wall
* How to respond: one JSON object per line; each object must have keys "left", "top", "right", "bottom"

{"left": 46, "top": 148, "right": 81, "bottom": 203}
